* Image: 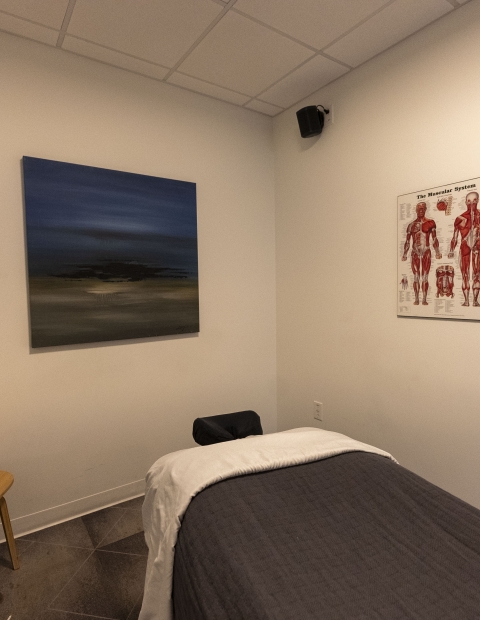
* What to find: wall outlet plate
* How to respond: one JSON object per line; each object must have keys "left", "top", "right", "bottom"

{"left": 325, "top": 105, "right": 334, "bottom": 125}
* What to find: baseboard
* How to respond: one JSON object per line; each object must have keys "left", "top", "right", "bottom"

{"left": 0, "top": 478, "right": 146, "bottom": 543}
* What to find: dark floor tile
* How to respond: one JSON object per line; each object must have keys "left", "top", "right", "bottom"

{"left": 50, "top": 549, "right": 147, "bottom": 620}
{"left": 126, "top": 593, "right": 144, "bottom": 620}
{"left": 100, "top": 532, "right": 148, "bottom": 556}
{"left": 0, "top": 538, "right": 33, "bottom": 569}
{"left": 21, "top": 518, "right": 95, "bottom": 549}
{"left": 21, "top": 506, "right": 127, "bottom": 551}
{"left": 98, "top": 510, "right": 144, "bottom": 549}
{"left": 81, "top": 506, "right": 127, "bottom": 548}
{"left": 38, "top": 612, "right": 105, "bottom": 620}
{"left": 0, "top": 541, "right": 91, "bottom": 620}
{"left": 116, "top": 496, "right": 144, "bottom": 511}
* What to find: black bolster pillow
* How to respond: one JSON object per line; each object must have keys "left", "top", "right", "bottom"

{"left": 193, "top": 410, "right": 263, "bottom": 446}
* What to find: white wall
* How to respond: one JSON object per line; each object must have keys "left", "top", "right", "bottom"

{"left": 274, "top": 0, "right": 480, "bottom": 509}
{"left": 0, "top": 31, "right": 277, "bottom": 535}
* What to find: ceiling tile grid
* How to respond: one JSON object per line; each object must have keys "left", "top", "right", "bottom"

{"left": 177, "top": 10, "right": 315, "bottom": 97}
{"left": 167, "top": 71, "right": 251, "bottom": 105}
{"left": 324, "top": 0, "right": 455, "bottom": 67}
{"left": 63, "top": 36, "right": 170, "bottom": 81}
{"left": 0, "top": 0, "right": 473, "bottom": 115}
{"left": 232, "top": 0, "right": 393, "bottom": 50}
{"left": 246, "top": 99, "right": 285, "bottom": 117}
{"left": 0, "top": 11, "right": 59, "bottom": 45}
{"left": 259, "top": 54, "right": 350, "bottom": 109}
{"left": 0, "top": 0, "right": 69, "bottom": 29}
{"left": 67, "top": 0, "right": 223, "bottom": 68}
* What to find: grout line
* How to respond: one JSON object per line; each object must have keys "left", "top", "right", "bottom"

{"left": 49, "top": 612, "right": 116, "bottom": 619}
{"left": 45, "top": 549, "right": 95, "bottom": 612}
{"left": 56, "top": 0, "right": 77, "bottom": 47}
{"left": 96, "top": 548, "right": 147, "bottom": 557}
{"left": 93, "top": 509, "right": 129, "bottom": 550}
{"left": 163, "top": 0, "right": 238, "bottom": 81}
{"left": 19, "top": 539, "right": 94, "bottom": 550}
{"left": 45, "top": 505, "right": 128, "bottom": 611}
{"left": 126, "top": 592, "right": 145, "bottom": 620}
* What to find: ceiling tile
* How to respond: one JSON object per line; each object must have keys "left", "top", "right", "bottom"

{"left": 67, "top": 0, "right": 222, "bottom": 68}
{"left": 324, "top": 0, "right": 454, "bottom": 67}
{"left": 178, "top": 11, "right": 315, "bottom": 97}
{"left": 63, "top": 36, "right": 169, "bottom": 80}
{"left": 167, "top": 72, "right": 251, "bottom": 106}
{"left": 0, "top": 0, "right": 69, "bottom": 29}
{"left": 233, "top": 0, "right": 391, "bottom": 50}
{"left": 260, "top": 54, "right": 349, "bottom": 109}
{"left": 245, "top": 100, "right": 284, "bottom": 116}
{"left": 0, "top": 12, "right": 59, "bottom": 45}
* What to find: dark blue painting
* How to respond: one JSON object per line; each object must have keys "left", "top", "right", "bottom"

{"left": 23, "top": 157, "right": 199, "bottom": 348}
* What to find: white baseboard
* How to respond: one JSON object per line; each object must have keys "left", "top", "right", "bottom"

{"left": 1, "top": 478, "right": 146, "bottom": 543}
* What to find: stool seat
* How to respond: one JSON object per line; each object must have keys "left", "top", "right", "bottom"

{"left": 0, "top": 470, "right": 19, "bottom": 570}
{"left": 0, "top": 471, "right": 14, "bottom": 496}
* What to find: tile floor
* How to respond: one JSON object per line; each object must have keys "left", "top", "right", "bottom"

{"left": 0, "top": 495, "right": 147, "bottom": 620}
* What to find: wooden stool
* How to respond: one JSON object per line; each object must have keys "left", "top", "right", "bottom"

{"left": 0, "top": 471, "right": 20, "bottom": 570}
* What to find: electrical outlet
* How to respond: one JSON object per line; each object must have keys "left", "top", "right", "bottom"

{"left": 325, "top": 105, "right": 334, "bottom": 125}
{"left": 313, "top": 401, "right": 323, "bottom": 421}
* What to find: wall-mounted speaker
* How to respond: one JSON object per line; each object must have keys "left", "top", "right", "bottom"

{"left": 296, "top": 106, "right": 325, "bottom": 138}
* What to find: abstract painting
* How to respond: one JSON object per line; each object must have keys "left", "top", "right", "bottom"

{"left": 23, "top": 157, "right": 199, "bottom": 348}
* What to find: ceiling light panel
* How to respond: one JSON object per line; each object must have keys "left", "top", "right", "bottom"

{"left": 178, "top": 11, "right": 315, "bottom": 97}
{"left": 0, "top": 12, "right": 59, "bottom": 44}
{"left": 324, "top": 0, "right": 453, "bottom": 67}
{"left": 0, "top": 0, "right": 70, "bottom": 29}
{"left": 63, "top": 36, "right": 170, "bottom": 80}
{"left": 233, "top": 0, "right": 392, "bottom": 50}
{"left": 167, "top": 72, "right": 251, "bottom": 106}
{"left": 67, "top": 0, "right": 222, "bottom": 68}
{"left": 260, "top": 55, "right": 349, "bottom": 108}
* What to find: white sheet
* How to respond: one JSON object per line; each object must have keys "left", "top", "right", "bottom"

{"left": 139, "top": 427, "right": 396, "bottom": 620}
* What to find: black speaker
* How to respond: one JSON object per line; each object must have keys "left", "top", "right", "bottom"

{"left": 296, "top": 106, "right": 324, "bottom": 138}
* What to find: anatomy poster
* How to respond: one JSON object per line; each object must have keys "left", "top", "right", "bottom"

{"left": 398, "top": 176, "right": 480, "bottom": 320}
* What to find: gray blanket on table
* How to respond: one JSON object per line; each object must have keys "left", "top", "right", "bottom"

{"left": 173, "top": 451, "right": 480, "bottom": 620}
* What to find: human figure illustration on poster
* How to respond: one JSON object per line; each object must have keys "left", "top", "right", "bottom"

{"left": 400, "top": 276, "right": 408, "bottom": 290}
{"left": 447, "top": 192, "right": 480, "bottom": 306}
{"left": 401, "top": 202, "right": 442, "bottom": 305}
{"left": 436, "top": 265, "right": 454, "bottom": 298}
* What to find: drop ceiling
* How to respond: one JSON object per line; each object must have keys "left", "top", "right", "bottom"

{"left": 0, "top": 0, "right": 471, "bottom": 116}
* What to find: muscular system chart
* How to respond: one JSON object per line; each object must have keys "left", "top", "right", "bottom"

{"left": 398, "top": 176, "right": 480, "bottom": 320}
